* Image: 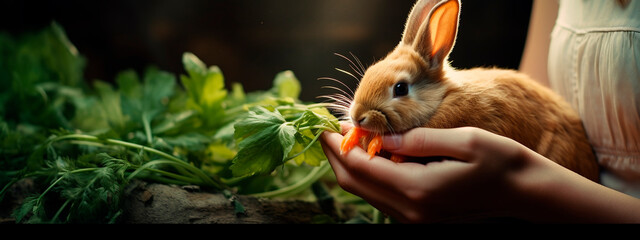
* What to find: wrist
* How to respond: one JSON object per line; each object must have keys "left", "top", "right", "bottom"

{"left": 506, "top": 148, "right": 566, "bottom": 222}
{"left": 510, "top": 149, "right": 640, "bottom": 223}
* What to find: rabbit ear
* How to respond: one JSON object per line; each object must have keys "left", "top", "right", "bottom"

{"left": 401, "top": 0, "right": 441, "bottom": 45}
{"left": 401, "top": 0, "right": 460, "bottom": 69}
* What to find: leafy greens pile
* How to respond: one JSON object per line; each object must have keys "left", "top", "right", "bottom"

{"left": 0, "top": 22, "right": 356, "bottom": 223}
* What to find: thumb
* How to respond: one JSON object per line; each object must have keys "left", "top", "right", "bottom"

{"left": 382, "top": 128, "right": 473, "bottom": 161}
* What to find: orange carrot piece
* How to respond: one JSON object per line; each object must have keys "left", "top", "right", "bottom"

{"left": 340, "top": 127, "right": 368, "bottom": 155}
{"left": 390, "top": 154, "right": 405, "bottom": 163}
{"left": 367, "top": 134, "right": 383, "bottom": 159}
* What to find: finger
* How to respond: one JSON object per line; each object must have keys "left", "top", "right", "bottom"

{"left": 339, "top": 121, "right": 353, "bottom": 135}
{"left": 382, "top": 127, "right": 477, "bottom": 161}
{"left": 321, "top": 132, "right": 415, "bottom": 221}
{"left": 322, "top": 130, "right": 426, "bottom": 195}
{"left": 321, "top": 138, "right": 395, "bottom": 203}
{"left": 322, "top": 130, "right": 479, "bottom": 222}
{"left": 320, "top": 133, "right": 349, "bottom": 185}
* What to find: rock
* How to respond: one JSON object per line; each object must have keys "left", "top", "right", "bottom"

{"left": 121, "top": 181, "right": 342, "bottom": 224}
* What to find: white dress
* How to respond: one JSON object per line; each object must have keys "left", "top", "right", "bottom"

{"left": 547, "top": 0, "right": 640, "bottom": 197}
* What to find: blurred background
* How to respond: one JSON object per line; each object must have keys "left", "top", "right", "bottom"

{"left": 0, "top": 0, "right": 533, "bottom": 102}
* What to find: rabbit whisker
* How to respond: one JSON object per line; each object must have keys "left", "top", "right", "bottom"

{"left": 385, "top": 120, "right": 396, "bottom": 137}
{"left": 317, "top": 94, "right": 351, "bottom": 116}
{"left": 318, "top": 77, "right": 355, "bottom": 96}
{"left": 321, "top": 85, "right": 354, "bottom": 100}
{"left": 317, "top": 94, "right": 352, "bottom": 109}
{"left": 334, "top": 52, "right": 365, "bottom": 77}
{"left": 335, "top": 68, "right": 362, "bottom": 84}
{"left": 349, "top": 52, "right": 367, "bottom": 76}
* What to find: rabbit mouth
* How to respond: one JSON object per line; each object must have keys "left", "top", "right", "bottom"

{"left": 355, "top": 109, "right": 392, "bottom": 134}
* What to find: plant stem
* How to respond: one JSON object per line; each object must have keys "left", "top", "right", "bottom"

{"left": 296, "top": 125, "right": 336, "bottom": 133}
{"left": 284, "top": 130, "right": 323, "bottom": 161}
{"left": 37, "top": 174, "right": 66, "bottom": 203}
{"left": 51, "top": 198, "right": 72, "bottom": 223}
{"left": 250, "top": 160, "right": 331, "bottom": 198}
{"left": 373, "top": 208, "right": 385, "bottom": 224}
{"left": 152, "top": 110, "right": 196, "bottom": 134}
{"left": 0, "top": 178, "right": 19, "bottom": 198}
{"left": 142, "top": 112, "right": 153, "bottom": 146}
{"left": 63, "top": 168, "right": 99, "bottom": 175}
{"left": 127, "top": 159, "right": 203, "bottom": 185}
{"left": 50, "top": 134, "right": 226, "bottom": 190}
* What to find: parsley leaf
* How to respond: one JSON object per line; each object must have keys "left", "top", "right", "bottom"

{"left": 272, "top": 70, "right": 301, "bottom": 100}
{"left": 230, "top": 104, "right": 340, "bottom": 178}
{"left": 180, "top": 52, "right": 227, "bottom": 129}
{"left": 230, "top": 106, "right": 297, "bottom": 177}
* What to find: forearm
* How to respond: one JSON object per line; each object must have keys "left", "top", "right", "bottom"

{"left": 513, "top": 150, "right": 640, "bottom": 223}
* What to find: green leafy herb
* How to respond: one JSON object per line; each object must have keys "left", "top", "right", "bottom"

{"left": 230, "top": 99, "right": 340, "bottom": 177}
{"left": 231, "top": 106, "right": 297, "bottom": 177}
{"left": 0, "top": 22, "right": 360, "bottom": 224}
{"left": 180, "top": 52, "right": 227, "bottom": 130}
{"left": 13, "top": 153, "right": 128, "bottom": 223}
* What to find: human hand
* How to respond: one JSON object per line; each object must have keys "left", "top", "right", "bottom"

{"left": 320, "top": 122, "right": 537, "bottom": 223}
{"left": 322, "top": 123, "right": 640, "bottom": 223}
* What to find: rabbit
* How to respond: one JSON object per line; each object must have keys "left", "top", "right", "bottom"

{"left": 337, "top": 0, "right": 600, "bottom": 182}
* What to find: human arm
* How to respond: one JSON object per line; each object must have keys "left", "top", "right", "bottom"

{"left": 519, "top": 0, "right": 558, "bottom": 87}
{"left": 320, "top": 123, "right": 640, "bottom": 223}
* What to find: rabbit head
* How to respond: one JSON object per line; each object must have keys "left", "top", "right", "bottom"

{"left": 349, "top": 0, "right": 461, "bottom": 134}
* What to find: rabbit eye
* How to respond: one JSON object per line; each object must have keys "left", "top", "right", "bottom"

{"left": 393, "top": 82, "right": 409, "bottom": 97}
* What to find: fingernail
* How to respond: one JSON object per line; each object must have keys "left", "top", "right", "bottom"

{"left": 383, "top": 134, "right": 402, "bottom": 150}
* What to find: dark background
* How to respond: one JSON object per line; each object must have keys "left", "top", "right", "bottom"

{"left": 0, "top": 0, "right": 533, "bottom": 102}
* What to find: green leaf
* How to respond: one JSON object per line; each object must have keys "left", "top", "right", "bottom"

{"left": 141, "top": 67, "right": 175, "bottom": 119}
{"left": 230, "top": 82, "right": 246, "bottom": 102}
{"left": 0, "top": 21, "right": 85, "bottom": 128}
{"left": 289, "top": 131, "right": 326, "bottom": 166}
{"left": 295, "top": 108, "right": 341, "bottom": 134}
{"left": 115, "top": 69, "right": 141, "bottom": 99}
{"left": 180, "top": 52, "right": 228, "bottom": 129}
{"left": 69, "top": 95, "right": 111, "bottom": 134}
{"left": 182, "top": 52, "right": 208, "bottom": 83}
{"left": 47, "top": 21, "right": 85, "bottom": 87}
{"left": 13, "top": 196, "right": 39, "bottom": 223}
{"left": 200, "top": 66, "right": 226, "bottom": 107}
{"left": 286, "top": 108, "right": 339, "bottom": 166}
{"left": 271, "top": 70, "right": 301, "bottom": 100}
{"left": 93, "top": 80, "right": 128, "bottom": 131}
{"left": 181, "top": 52, "right": 227, "bottom": 107}
{"left": 205, "top": 142, "right": 236, "bottom": 162}
{"left": 118, "top": 67, "right": 175, "bottom": 124}
{"left": 230, "top": 106, "right": 296, "bottom": 177}
{"left": 113, "top": 67, "right": 176, "bottom": 145}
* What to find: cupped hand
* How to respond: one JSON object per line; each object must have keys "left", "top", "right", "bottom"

{"left": 320, "top": 122, "right": 535, "bottom": 223}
